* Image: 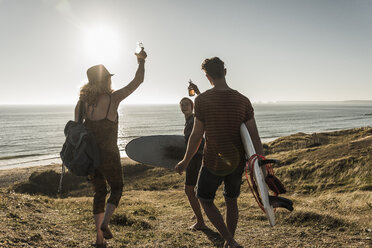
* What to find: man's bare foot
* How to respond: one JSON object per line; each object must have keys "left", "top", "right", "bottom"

{"left": 187, "top": 222, "right": 208, "bottom": 231}
{"left": 100, "top": 225, "right": 113, "bottom": 239}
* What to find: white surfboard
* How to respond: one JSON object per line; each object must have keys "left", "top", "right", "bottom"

{"left": 240, "top": 123, "right": 276, "bottom": 226}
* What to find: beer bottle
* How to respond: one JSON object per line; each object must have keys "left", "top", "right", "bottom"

{"left": 188, "top": 80, "right": 195, "bottom": 96}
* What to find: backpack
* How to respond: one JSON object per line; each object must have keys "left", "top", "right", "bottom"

{"left": 59, "top": 101, "right": 100, "bottom": 192}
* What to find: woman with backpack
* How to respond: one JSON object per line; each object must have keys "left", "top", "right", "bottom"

{"left": 75, "top": 48, "right": 147, "bottom": 248}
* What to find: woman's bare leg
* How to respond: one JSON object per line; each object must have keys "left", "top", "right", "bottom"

{"left": 94, "top": 213, "right": 105, "bottom": 244}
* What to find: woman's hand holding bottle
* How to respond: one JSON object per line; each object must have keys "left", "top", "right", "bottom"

{"left": 135, "top": 42, "right": 147, "bottom": 63}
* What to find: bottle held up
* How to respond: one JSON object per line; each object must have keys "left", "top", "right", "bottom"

{"left": 136, "top": 42, "right": 144, "bottom": 54}
{"left": 135, "top": 42, "right": 147, "bottom": 64}
{"left": 188, "top": 79, "right": 195, "bottom": 97}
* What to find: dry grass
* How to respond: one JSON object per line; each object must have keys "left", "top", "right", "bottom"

{"left": 0, "top": 127, "right": 371, "bottom": 247}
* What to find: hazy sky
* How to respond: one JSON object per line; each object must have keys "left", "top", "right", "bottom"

{"left": 0, "top": 0, "right": 371, "bottom": 104}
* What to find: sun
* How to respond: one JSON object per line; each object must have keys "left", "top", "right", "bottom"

{"left": 82, "top": 25, "right": 121, "bottom": 63}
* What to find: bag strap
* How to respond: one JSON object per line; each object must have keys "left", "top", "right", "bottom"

{"left": 78, "top": 100, "right": 85, "bottom": 124}
{"left": 58, "top": 163, "right": 65, "bottom": 194}
{"left": 105, "top": 94, "right": 112, "bottom": 119}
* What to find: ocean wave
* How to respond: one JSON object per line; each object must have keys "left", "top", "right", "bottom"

{"left": 0, "top": 154, "right": 45, "bottom": 160}
{"left": 0, "top": 154, "right": 60, "bottom": 169}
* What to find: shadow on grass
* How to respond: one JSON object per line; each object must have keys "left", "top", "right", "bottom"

{"left": 200, "top": 228, "right": 225, "bottom": 248}
{"left": 12, "top": 170, "right": 91, "bottom": 198}
{"left": 111, "top": 213, "right": 152, "bottom": 230}
{"left": 277, "top": 210, "right": 351, "bottom": 229}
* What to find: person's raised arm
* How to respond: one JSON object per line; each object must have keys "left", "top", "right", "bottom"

{"left": 175, "top": 118, "right": 205, "bottom": 174}
{"left": 112, "top": 49, "right": 147, "bottom": 104}
{"left": 245, "top": 117, "right": 263, "bottom": 156}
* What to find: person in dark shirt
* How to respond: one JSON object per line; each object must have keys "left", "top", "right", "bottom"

{"left": 176, "top": 57, "right": 263, "bottom": 248}
{"left": 179, "top": 88, "right": 207, "bottom": 230}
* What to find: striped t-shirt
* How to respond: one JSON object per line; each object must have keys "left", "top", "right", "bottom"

{"left": 194, "top": 88, "right": 254, "bottom": 175}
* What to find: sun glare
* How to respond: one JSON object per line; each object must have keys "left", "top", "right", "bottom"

{"left": 83, "top": 25, "right": 121, "bottom": 63}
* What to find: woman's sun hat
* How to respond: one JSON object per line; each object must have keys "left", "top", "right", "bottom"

{"left": 87, "top": 64, "right": 114, "bottom": 83}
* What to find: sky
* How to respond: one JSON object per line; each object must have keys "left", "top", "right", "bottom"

{"left": 0, "top": 0, "right": 371, "bottom": 104}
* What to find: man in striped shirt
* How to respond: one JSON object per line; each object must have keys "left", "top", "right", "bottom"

{"left": 175, "top": 57, "right": 263, "bottom": 248}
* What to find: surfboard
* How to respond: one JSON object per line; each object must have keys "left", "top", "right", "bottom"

{"left": 240, "top": 123, "right": 276, "bottom": 226}
{"left": 125, "top": 135, "right": 186, "bottom": 169}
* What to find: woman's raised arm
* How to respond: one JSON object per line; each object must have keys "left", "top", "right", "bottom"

{"left": 112, "top": 49, "right": 147, "bottom": 103}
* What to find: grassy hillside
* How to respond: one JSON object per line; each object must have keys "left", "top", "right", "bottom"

{"left": 266, "top": 127, "right": 372, "bottom": 193}
{"left": 0, "top": 127, "right": 371, "bottom": 247}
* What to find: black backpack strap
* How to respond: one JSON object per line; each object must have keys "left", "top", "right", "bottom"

{"left": 58, "top": 163, "right": 65, "bottom": 194}
{"left": 78, "top": 100, "right": 85, "bottom": 124}
{"left": 105, "top": 94, "right": 112, "bottom": 119}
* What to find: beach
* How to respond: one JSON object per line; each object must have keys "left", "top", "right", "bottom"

{"left": 0, "top": 127, "right": 371, "bottom": 247}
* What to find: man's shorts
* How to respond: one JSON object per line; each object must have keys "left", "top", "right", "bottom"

{"left": 185, "top": 155, "right": 202, "bottom": 186}
{"left": 196, "top": 164, "right": 245, "bottom": 202}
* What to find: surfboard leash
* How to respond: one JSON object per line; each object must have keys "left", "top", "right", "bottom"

{"left": 245, "top": 154, "right": 283, "bottom": 213}
{"left": 245, "top": 154, "right": 266, "bottom": 212}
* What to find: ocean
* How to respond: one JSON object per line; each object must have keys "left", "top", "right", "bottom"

{"left": 0, "top": 103, "right": 371, "bottom": 170}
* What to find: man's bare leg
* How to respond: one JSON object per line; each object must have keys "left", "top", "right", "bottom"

{"left": 185, "top": 185, "right": 207, "bottom": 230}
{"left": 225, "top": 197, "right": 239, "bottom": 236}
{"left": 200, "top": 200, "right": 241, "bottom": 247}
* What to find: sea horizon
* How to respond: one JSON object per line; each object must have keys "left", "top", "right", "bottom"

{"left": 1, "top": 99, "right": 372, "bottom": 106}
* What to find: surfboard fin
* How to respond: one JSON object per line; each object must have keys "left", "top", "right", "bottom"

{"left": 258, "top": 159, "right": 287, "bottom": 194}
{"left": 265, "top": 174, "right": 287, "bottom": 194}
{"left": 269, "top": 195, "right": 294, "bottom": 212}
